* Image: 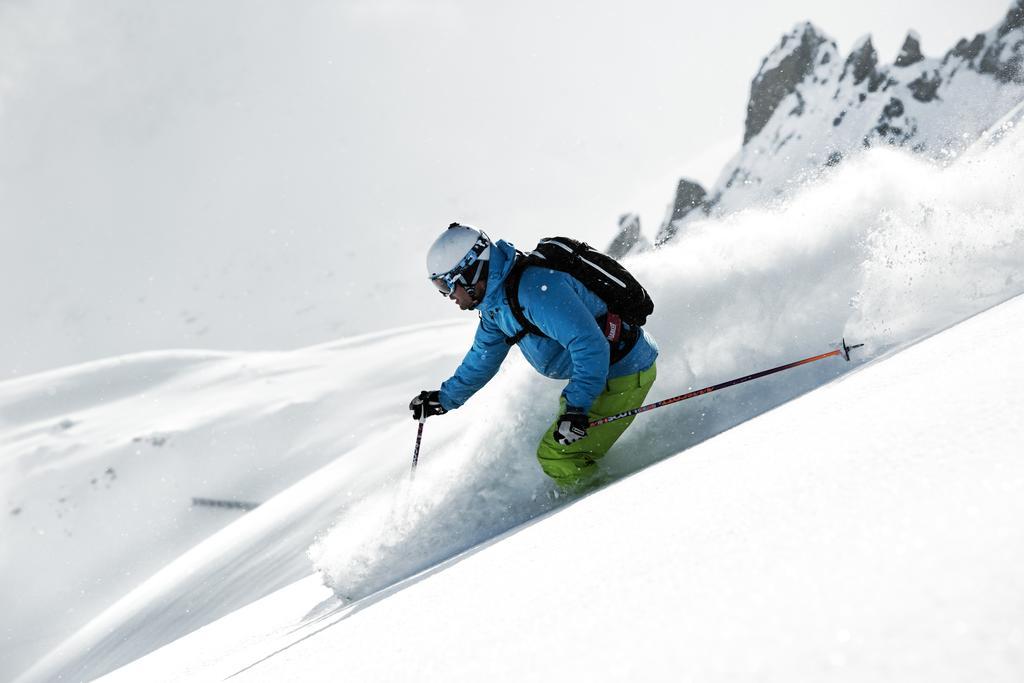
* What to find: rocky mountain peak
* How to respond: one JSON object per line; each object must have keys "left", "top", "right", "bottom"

{"left": 840, "top": 35, "right": 884, "bottom": 88}
{"left": 895, "top": 31, "right": 924, "bottom": 67}
{"left": 654, "top": 179, "right": 708, "bottom": 246}
{"left": 620, "top": 1, "right": 1024, "bottom": 251}
{"left": 946, "top": 1, "right": 1024, "bottom": 84}
{"left": 744, "top": 22, "right": 834, "bottom": 144}
{"left": 606, "top": 213, "right": 650, "bottom": 258}
{"left": 997, "top": 0, "right": 1024, "bottom": 38}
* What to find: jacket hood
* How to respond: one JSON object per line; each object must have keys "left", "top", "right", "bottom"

{"left": 481, "top": 239, "right": 518, "bottom": 305}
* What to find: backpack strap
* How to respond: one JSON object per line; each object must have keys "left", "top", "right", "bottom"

{"left": 503, "top": 253, "right": 544, "bottom": 346}
{"left": 503, "top": 252, "right": 641, "bottom": 364}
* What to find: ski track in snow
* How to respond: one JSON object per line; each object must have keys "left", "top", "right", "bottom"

{"left": 6, "top": 96, "right": 1024, "bottom": 683}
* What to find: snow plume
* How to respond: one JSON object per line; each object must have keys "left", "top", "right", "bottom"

{"left": 310, "top": 120, "right": 1024, "bottom": 601}
{"left": 310, "top": 362, "right": 564, "bottom": 599}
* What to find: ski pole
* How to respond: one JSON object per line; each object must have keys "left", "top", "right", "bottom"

{"left": 590, "top": 338, "right": 864, "bottom": 428}
{"left": 410, "top": 415, "right": 426, "bottom": 477}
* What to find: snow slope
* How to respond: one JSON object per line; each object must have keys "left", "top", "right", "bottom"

{"left": 6, "top": 63, "right": 1024, "bottom": 683}
{"left": 0, "top": 321, "right": 475, "bottom": 679}
{"left": 102, "top": 279, "right": 1024, "bottom": 682}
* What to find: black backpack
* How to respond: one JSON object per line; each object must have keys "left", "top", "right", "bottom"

{"left": 502, "top": 237, "right": 654, "bottom": 351}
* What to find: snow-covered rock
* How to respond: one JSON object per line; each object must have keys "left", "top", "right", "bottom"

{"left": 895, "top": 30, "right": 924, "bottom": 68}
{"left": 653, "top": 0, "right": 1024, "bottom": 242}
{"left": 606, "top": 213, "right": 650, "bottom": 258}
{"left": 653, "top": 178, "right": 708, "bottom": 245}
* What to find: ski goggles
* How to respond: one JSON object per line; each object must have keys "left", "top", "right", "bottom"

{"left": 431, "top": 272, "right": 463, "bottom": 296}
{"left": 429, "top": 233, "right": 490, "bottom": 296}
{"left": 431, "top": 259, "right": 485, "bottom": 296}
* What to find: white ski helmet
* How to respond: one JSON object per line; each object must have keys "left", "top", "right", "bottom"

{"left": 426, "top": 223, "right": 491, "bottom": 295}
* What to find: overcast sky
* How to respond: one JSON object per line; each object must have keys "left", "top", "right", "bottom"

{"left": 0, "top": 0, "right": 1016, "bottom": 374}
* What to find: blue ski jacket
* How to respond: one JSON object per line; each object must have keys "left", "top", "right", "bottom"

{"left": 439, "top": 239, "right": 658, "bottom": 413}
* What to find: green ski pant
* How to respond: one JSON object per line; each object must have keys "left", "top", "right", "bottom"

{"left": 536, "top": 363, "right": 657, "bottom": 490}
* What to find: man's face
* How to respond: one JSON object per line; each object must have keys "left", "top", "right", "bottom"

{"left": 449, "top": 280, "right": 485, "bottom": 311}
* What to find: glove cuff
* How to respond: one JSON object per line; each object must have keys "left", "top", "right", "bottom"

{"left": 561, "top": 407, "right": 589, "bottom": 429}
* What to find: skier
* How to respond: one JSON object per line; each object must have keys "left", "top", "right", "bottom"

{"left": 409, "top": 223, "right": 658, "bottom": 491}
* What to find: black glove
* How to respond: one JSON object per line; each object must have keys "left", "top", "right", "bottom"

{"left": 554, "top": 406, "right": 589, "bottom": 446}
{"left": 410, "top": 390, "right": 447, "bottom": 420}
